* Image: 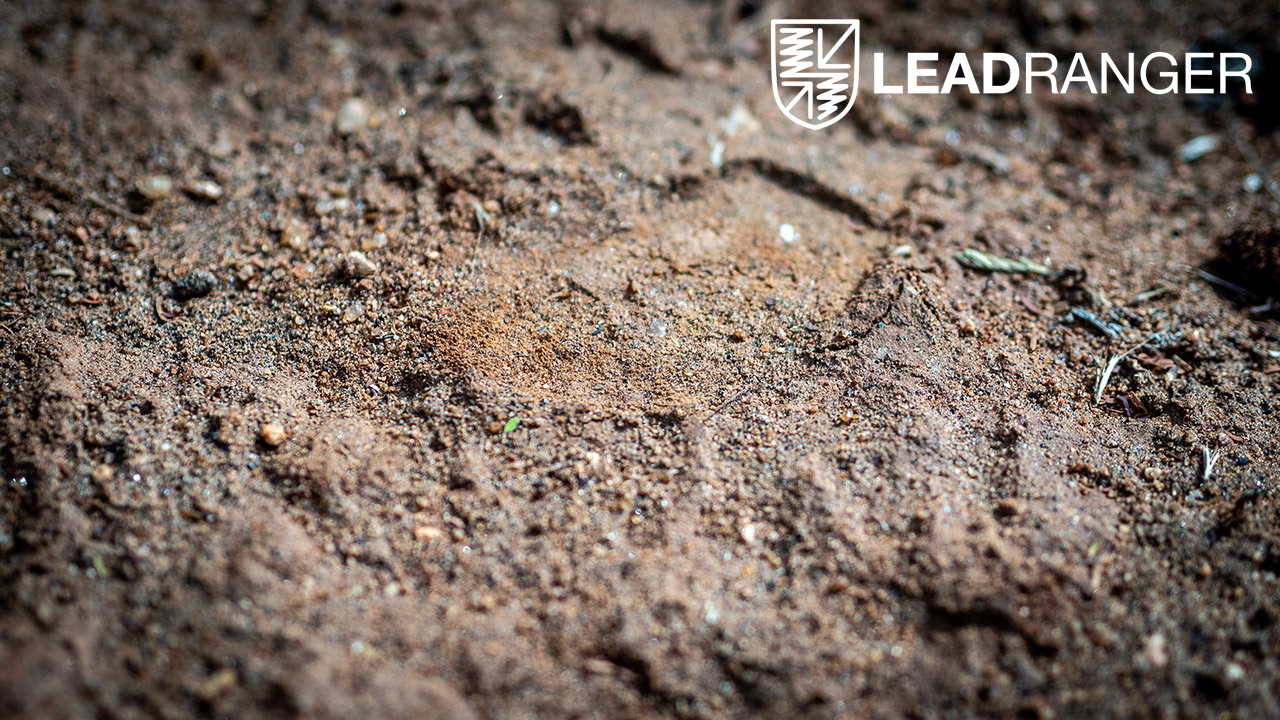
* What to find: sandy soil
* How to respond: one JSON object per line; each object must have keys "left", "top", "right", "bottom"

{"left": 2, "top": 1, "right": 1279, "bottom": 718}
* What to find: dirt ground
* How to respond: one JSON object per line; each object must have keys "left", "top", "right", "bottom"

{"left": 2, "top": 1, "right": 1279, "bottom": 718}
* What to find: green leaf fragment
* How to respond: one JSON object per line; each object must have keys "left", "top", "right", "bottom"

{"left": 503, "top": 417, "right": 521, "bottom": 434}
{"left": 955, "top": 247, "right": 1051, "bottom": 275}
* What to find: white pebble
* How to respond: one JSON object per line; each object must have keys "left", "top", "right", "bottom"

{"left": 314, "top": 197, "right": 351, "bottom": 217}
{"left": 341, "top": 251, "right": 377, "bottom": 279}
{"left": 1178, "top": 134, "right": 1219, "bottom": 163}
{"left": 137, "top": 174, "right": 173, "bottom": 200}
{"left": 280, "top": 218, "right": 311, "bottom": 249}
{"left": 184, "top": 180, "right": 224, "bottom": 201}
{"left": 343, "top": 302, "right": 365, "bottom": 323}
{"left": 335, "top": 98, "right": 369, "bottom": 135}
{"left": 1244, "top": 173, "right": 1263, "bottom": 193}
{"left": 779, "top": 223, "right": 796, "bottom": 243}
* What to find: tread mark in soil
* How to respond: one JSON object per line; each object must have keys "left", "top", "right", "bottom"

{"left": 723, "top": 158, "right": 885, "bottom": 229}
{"left": 593, "top": 26, "right": 681, "bottom": 76}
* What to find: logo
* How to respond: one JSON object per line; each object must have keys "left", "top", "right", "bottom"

{"left": 771, "top": 20, "right": 860, "bottom": 130}
{"left": 769, "top": 18, "right": 1256, "bottom": 130}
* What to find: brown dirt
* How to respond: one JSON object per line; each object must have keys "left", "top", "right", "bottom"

{"left": 2, "top": 1, "right": 1279, "bottom": 718}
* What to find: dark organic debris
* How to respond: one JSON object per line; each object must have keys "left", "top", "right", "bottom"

{"left": 594, "top": 26, "right": 680, "bottom": 76}
{"left": 171, "top": 269, "right": 218, "bottom": 300}
{"left": 1108, "top": 392, "right": 1153, "bottom": 419}
{"left": 1208, "top": 217, "right": 1280, "bottom": 301}
{"left": 523, "top": 95, "right": 594, "bottom": 146}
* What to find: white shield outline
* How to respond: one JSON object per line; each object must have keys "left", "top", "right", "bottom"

{"left": 771, "top": 20, "right": 860, "bottom": 130}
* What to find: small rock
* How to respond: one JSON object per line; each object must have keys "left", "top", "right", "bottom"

{"left": 414, "top": 525, "right": 444, "bottom": 541}
{"left": 259, "top": 422, "right": 287, "bottom": 447}
{"left": 343, "top": 301, "right": 365, "bottom": 323}
{"left": 184, "top": 179, "right": 224, "bottom": 201}
{"left": 361, "top": 232, "right": 388, "bottom": 252}
{"left": 195, "top": 668, "right": 238, "bottom": 702}
{"left": 171, "top": 269, "right": 218, "bottom": 300}
{"left": 328, "top": 37, "right": 353, "bottom": 61}
{"left": 31, "top": 206, "right": 57, "bottom": 225}
{"left": 341, "top": 251, "right": 377, "bottom": 279}
{"left": 1144, "top": 632, "right": 1168, "bottom": 668}
{"left": 1178, "top": 134, "right": 1220, "bottom": 163}
{"left": 335, "top": 98, "right": 369, "bottom": 135}
{"left": 137, "top": 174, "right": 173, "bottom": 201}
{"left": 313, "top": 196, "right": 352, "bottom": 217}
{"left": 209, "top": 139, "right": 234, "bottom": 158}
{"left": 280, "top": 218, "right": 311, "bottom": 250}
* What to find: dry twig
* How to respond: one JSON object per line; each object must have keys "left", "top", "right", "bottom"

{"left": 1201, "top": 445, "right": 1224, "bottom": 481}
{"left": 1095, "top": 333, "right": 1160, "bottom": 405}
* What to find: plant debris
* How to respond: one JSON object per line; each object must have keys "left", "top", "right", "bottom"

{"left": 955, "top": 247, "right": 1051, "bottom": 275}
{"left": 171, "top": 269, "right": 218, "bottom": 300}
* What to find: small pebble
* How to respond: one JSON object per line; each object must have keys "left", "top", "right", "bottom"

{"left": 1244, "top": 173, "right": 1263, "bottom": 193}
{"left": 137, "top": 174, "right": 173, "bottom": 200}
{"left": 280, "top": 218, "right": 311, "bottom": 249}
{"left": 184, "top": 179, "right": 224, "bottom": 201}
{"left": 414, "top": 525, "right": 444, "bottom": 541}
{"left": 343, "top": 302, "right": 365, "bottom": 323}
{"left": 209, "top": 139, "right": 234, "bottom": 158}
{"left": 31, "top": 206, "right": 57, "bottom": 225}
{"left": 361, "top": 232, "right": 388, "bottom": 251}
{"left": 1144, "top": 632, "right": 1168, "bottom": 668}
{"left": 1177, "top": 134, "right": 1219, "bottom": 163}
{"left": 341, "top": 251, "right": 377, "bottom": 279}
{"left": 314, "top": 196, "right": 352, "bottom": 217}
{"left": 259, "top": 422, "right": 287, "bottom": 447}
{"left": 779, "top": 223, "right": 796, "bottom": 243}
{"left": 335, "top": 98, "right": 370, "bottom": 135}
{"left": 328, "top": 37, "right": 353, "bottom": 61}
{"left": 171, "top": 269, "right": 218, "bottom": 300}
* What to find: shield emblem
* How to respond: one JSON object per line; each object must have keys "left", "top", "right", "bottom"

{"left": 771, "top": 20, "right": 860, "bottom": 130}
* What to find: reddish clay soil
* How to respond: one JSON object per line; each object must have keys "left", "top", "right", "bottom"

{"left": 2, "top": 1, "right": 1279, "bottom": 718}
